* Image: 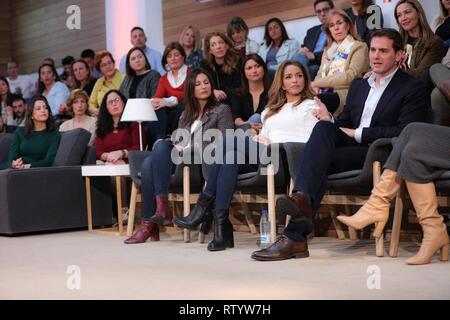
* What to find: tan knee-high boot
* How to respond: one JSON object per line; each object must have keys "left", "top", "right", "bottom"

{"left": 405, "top": 181, "right": 449, "bottom": 265}
{"left": 337, "top": 169, "right": 402, "bottom": 238}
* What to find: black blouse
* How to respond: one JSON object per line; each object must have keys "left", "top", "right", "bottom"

{"left": 200, "top": 59, "right": 242, "bottom": 99}
{"left": 230, "top": 90, "right": 268, "bottom": 121}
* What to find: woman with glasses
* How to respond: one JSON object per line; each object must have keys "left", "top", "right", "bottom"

{"left": 95, "top": 90, "right": 143, "bottom": 164}
{"left": 89, "top": 51, "right": 125, "bottom": 117}
{"left": 311, "top": 9, "right": 369, "bottom": 116}
{"left": 0, "top": 96, "right": 61, "bottom": 170}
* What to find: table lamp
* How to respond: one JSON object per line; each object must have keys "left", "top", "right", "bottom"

{"left": 120, "top": 98, "right": 158, "bottom": 150}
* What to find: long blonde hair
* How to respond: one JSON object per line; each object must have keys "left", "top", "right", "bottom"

{"left": 395, "top": 0, "right": 435, "bottom": 50}
{"left": 324, "top": 9, "right": 360, "bottom": 47}
{"left": 179, "top": 25, "right": 202, "bottom": 51}
{"left": 203, "top": 32, "right": 240, "bottom": 74}
{"left": 264, "top": 60, "right": 315, "bottom": 121}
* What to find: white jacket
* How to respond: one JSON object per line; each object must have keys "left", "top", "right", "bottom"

{"left": 258, "top": 39, "right": 300, "bottom": 71}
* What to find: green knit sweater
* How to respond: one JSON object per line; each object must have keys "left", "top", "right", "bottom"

{"left": 0, "top": 127, "right": 61, "bottom": 169}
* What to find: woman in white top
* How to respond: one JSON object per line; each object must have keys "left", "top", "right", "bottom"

{"left": 37, "top": 63, "right": 70, "bottom": 118}
{"left": 258, "top": 18, "right": 300, "bottom": 79}
{"left": 59, "top": 89, "right": 97, "bottom": 146}
{"left": 173, "top": 60, "right": 320, "bottom": 252}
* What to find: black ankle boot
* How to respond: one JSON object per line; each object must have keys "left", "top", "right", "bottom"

{"left": 172, "top": 193, "right": 215, "bottom": 230}
{"left": 199, "top": 208, "right": 214, "bottom": 235}
{"left": 207, "top": 209, "right": 234, "bottom": 251}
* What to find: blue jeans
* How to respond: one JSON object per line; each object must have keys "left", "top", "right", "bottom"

{"left": 247, "top": 113, "right": 262, "bottom": 124}
{"left": 203, "top": 135, "right": 264, "bottom": 209}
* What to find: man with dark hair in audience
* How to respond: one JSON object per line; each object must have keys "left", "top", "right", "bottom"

{"left": 4, "top": 95, "right": 26, "bottom": 133}
{"left": 6, "top": 62, "right": 35, "bottom": 101}
{"left": 293, "top": 0, "right": 334, "bottom": 79}
{"left": 81, "top": 49, "right": 102, "bottom": 78}
{"left": 119, "top": 26, "right": 165, "bottom": 75}
{"left": 251, "top": 28, "right": 430, "bottom": 261}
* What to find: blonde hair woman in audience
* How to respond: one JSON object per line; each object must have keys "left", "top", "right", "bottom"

{"left": 89, "top": 51, "right": 125, "bottom": 117}
{"left": 312, "top": 9, "right": 369, "bottom": 116}
{"left": 59, "top": 89, "right": 97, "bottom": 146}
{"left": 395, "top": 0, "right": 444, "bottom": 78}
{"left": 202, "top": 32, "right": 242, "bottom": 103}
{"left": 179, "top": 25, "right": 203, "bottom": 68}
{"left": 226, "top": 16, "right": 260, "bottom": 57}
{"left": 174, "top": 60, "right": 321, "bottom": 251}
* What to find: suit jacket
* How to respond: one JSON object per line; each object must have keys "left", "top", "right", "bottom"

{"left": 336, "top": 69, "right": 429, "bottom": 144}
{"left": 409, "top": 34, "right": 444, "bottom": 78}
{"left": 303, "top": 24, "right": 324, "bottom": 65}
{"left": 173, "top": 103, "right": 234, "bottom": 151}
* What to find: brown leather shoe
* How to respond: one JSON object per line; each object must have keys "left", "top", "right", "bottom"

{"left": 276, "top": 192, "right": 313, "bottom": 222}
{"left": 251, "top": 235, "right": 309, "bottom": 261}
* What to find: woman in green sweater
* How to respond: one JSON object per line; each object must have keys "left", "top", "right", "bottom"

{"left": 0, "top": 96, "right": 61, "bottom": 170}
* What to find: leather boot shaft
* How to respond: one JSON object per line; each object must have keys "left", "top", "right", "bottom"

{"left": 207, "top": 209, "right": 234, "bottom": 251}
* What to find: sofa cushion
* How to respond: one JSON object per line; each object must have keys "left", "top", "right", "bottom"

{"left": 53, "top": 128, "right": 91, "bottom": 166}
{"left": 0, "top": 133, "right": 14, "bottom": 163}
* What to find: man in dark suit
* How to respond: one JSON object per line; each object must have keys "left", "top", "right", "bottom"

{"left": 252, "top": 29, "right": 430, "bottom": 261}
{"left": 293, "top": 0, "right": 334, "bottom": 79}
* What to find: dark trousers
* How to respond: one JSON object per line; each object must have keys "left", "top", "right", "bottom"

{"left": 141, "top": 140, "right": 175, "bottom": 220}
{"left": 144, "top": 103, "right": 184, "bottom": 148}
{"left": 203, "top": 135, "right": 262, "bottom": 209}
{"left": 283, "top": 121, "right": 369, "bottom": 241}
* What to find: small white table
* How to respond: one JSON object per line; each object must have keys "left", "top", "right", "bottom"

{"left": 81, "top": 164, "right": 130, "bottom": 236}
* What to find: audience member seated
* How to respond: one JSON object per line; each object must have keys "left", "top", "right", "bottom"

{"left": 345, "top": 0, "right": 384, "bottom": 46}
{"left": 201, "top": 32, "right": 242, "bottom": 104}
{"left": 0, "top": 77, "right": 13, "bottom": 132}
{"left": 0, "top": 96, "right": 61, "bottom": 170}
{"left": 59, "top": 89, "right": 97, "bottom": 146}
{"left": 4, "top": 95, "right": 26, "bottom": 133}
{"left": 89, "top": 51, "right": 125, "bottom": 117}
{"left": 81, "top": 48, "right": 102, "bottom": 78}
{"left": 430, "top": 47, "right": 450, "bottom": 126}
{"left": 173, "top": 61, "right": 321, "bottom": 251}
{"left": 119, "top": 26, "right": 165, "bottom": 76}
{"left": 124, "top": 68, "right": 234, "bottom": 245}
{"left": 37, "top": 64, "right": 70, "bottom": 119}
{"left": 42, "top": 57, "right": 55, "bottom": 66}
{"left": 6, "top": 61, "right": 35, "bottom": 100}
{"left": 72, "top": 59, "right": 97, "bottom": 96}
{"left": 227, "top": 16, "right": 260, "bottom": 57}
{"left": 292, "top": 0, "right": 334, "bottom": 80}
{"left": 434, "top": 0, "right": 450, "bottom": 52}
{"left": 338, "top": 123, "right": 449, "bottom": 265}
{"left": 60, "top": 56, "right": 77, "bottom": 90}
{"left": 250, "top": 29, "right": 429, "bottom": 262}
{"left": 259, "top": 18, "right": 300, "bottom": 79}
{"left": 179, "top": 25, "right": 203, "bottom": 69}
{"left": 395, "top": 0, "right": 444, "bottom": 79}
{"left": 230, "top": 54, "right": 271, "bottom": 129}
{"left": 95, "top": 90, "right": 143, "bottom": 165}
{"left": 150, "top": 42, "right": 189, "bottom": 144}
{"left": 312, "top": 9, "right": 369, "bottom": 115}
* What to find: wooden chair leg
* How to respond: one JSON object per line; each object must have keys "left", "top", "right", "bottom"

{"left": 126, "top": 183, "right": 139, "bottom": 237}
{"left": 330, "top": 206, "right": 346, "bottom": 240}
{"left": 267, "top": 164, "right": 277, "bottom": 243}
{"left": 240, "top": 202, "right": 257, "bottom": 234}
{"left": 183, "top": 166, "right": 191, "bottom": 243}
{"left": 389, "top": 188, "right": 404, "bottom": 257}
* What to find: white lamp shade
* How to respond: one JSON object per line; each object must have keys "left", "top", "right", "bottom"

{"left": 120, "top": 98, "right": 158, "bottom": 122}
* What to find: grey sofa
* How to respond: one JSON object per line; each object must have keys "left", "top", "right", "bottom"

{"left": 0, "top": 128, "right": 113, "bottom": 235}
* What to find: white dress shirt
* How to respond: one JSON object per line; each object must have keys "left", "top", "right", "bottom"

{"left": 354, "top": 68, "right": 398, "bottom": 143}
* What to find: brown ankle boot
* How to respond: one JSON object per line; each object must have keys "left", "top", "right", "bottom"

{"left": 405, "top": 181, "right": 449, "bottom": 265}
{"left": 124, "top": 220, "right": 160, "bottom": 244}
{"left": 337, "top": 169, "right": 402, "bottom": 238}
{"left": 150, "top": 195, "right": 172, "bottom": 226}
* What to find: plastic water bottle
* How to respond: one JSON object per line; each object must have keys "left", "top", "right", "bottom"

{"left": 260, "top": 210, "right": 271, "bottom": 249}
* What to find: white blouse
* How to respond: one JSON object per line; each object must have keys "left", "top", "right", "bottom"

{"left": 259, "top": 99, "right": 319, "bottom": 144}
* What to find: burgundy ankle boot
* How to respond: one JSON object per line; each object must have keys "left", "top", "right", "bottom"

{"left": 124, "top": 220, "right": 160, "bottom": 244}
{"left": 150, "top": 195, "right": 173, "bottom": 226}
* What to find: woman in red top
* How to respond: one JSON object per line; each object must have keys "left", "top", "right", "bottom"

{"left": 95, "top": 89, "right": 144, "bottom": 164}
{"left": 147, "top": 42, "right": 189, "bottom": 144}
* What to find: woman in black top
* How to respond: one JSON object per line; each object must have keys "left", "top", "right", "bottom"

{"left": 201, "top": 32, "right": 242, "bottom": 104}
{"left": 230, "top": 54, "right": 271, "bottom": 130}
{"left": 72, "top": 59, "right": 97, "bottom": 96}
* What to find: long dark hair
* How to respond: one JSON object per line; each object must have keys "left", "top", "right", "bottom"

{"left": 264, "top": 17, "right": 290, "bottom": 47}
{"left": 181, "top": 68, "right": 218, "bottom": 127}
{"left": 238, "top": 54, "right": 272, "bottom": 96}
{"left": 125, "top": 47, "right": 152, "bottom": 76}
{"left": 38, "top": 63, "right": 61, "bottom": 94}
{"left": 72, "top": 59, "right": 93, "bottom": 89}
{"left": 0, "top": 76, "right": 13, "bottom": 106}
{"left": 203, "top": 32, "right": 240, "bottom": 74}
{"left": 162, "top": 42, "right": 187, "bottom": 71}
{"left": 24, "top": 96, "right": 56, "bottom": 137}
{"left": 96, "top": 89, "right": 129, "bottom": 139}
